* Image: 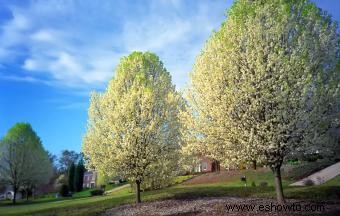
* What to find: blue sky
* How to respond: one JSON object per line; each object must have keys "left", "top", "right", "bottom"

{"left": 0, "top": 0, "right": 339, "bottom": 156}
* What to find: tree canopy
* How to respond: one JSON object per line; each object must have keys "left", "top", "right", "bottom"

{"left": 182, "top": 0, "right": 339, "bottom": 203}
{"left": 0, "top": 123, "right": 52, "bottom": 204}
{"left": 58, "top": 150, "right": 81, "bottom": 173}
{"left": 83, "top": 52, "right": 182, "bottom": 203}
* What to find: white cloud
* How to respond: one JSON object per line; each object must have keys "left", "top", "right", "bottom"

{"left": 0, "top": 0, "right": 231, "bottom": 90}
{"left": 0, "top": 8, "right": 31, "bottom": 59}
{"left": 23, "top": 58, "right": 38, "bottom": 70}
{"left": 52, "top": 52, "right": 82, "bottom": 76}
{"left": 122, "top": 18, "right": 191, "bottom": 52}
{"left": 31, "top": 30, "right": 55, "bottom": 42}
{"left": 10, "top": 12, "right": 30, "bottom": 30}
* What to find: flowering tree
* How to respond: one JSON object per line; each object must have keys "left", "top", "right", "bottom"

{"left": 83, "top": 52, "right": 182, "bottom": 203}
{"left": 183, "top": 0, "right": 339, "bottom": 203}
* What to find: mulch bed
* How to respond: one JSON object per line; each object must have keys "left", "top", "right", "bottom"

{"left": 101, "top": 197, "right": 340, "bottom": 216}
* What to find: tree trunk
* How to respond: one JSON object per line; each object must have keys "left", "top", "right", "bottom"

{"left": 252, "top": 160, "right": 257, "bottom": 170}
{"left": 26, "top": 189, "right": 29, "bottom": 201}
{"left": 13, "top": 187, "right": 17, "bottom": 204}
{"left": 273, "top": 166, "right": 285, "bottom": 204}
{"left": 135, "top": 180, "right": 141, "bottom": 203}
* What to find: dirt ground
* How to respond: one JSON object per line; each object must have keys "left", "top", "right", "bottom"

{"left": 101, "top": 197, "right": 340, "bottom": 216}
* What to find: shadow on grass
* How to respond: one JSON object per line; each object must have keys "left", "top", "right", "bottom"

{"left": 284, "top": 186, "right": 340, "bottom": 200}
{"left": 0, "top": 189, "right": 98, "bottom": 207}
{"left": 0, "top": 192, "right": 99, "bottom": 208}
{"left": 0, "top": 196, "right": 82, "bottom": 207}
{"left": 143, "top": 183, "right": 340, "bottom": 202}
{"left": 141, "top": 184, "right": 277, "bottom": 202}
{"left": 29, "top": 194, "right": 134, "bottom": 216}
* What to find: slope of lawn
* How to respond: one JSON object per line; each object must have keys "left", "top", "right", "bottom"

{"left": 0, "top": 171, "right": 339, "bottom": 216}
{"left": 323, "top": 175, "right": 340, "bottom": 186}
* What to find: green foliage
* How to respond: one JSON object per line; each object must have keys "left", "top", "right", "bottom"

{"left": 59, "top": 184, "right": 69, "bottom": 197}
{"left": 74, "top": 160, "right": 85, "bottom": 192}
{"left": 90, "top": 189, "right": 104, "bottom": 196}
{"left": 68, "top": 163, "right": 75, "bottom": 192}
{"left": 0, "top": 122, "right": 53, "bottom": 203}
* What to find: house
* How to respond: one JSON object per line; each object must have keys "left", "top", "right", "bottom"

{"left": 0, "top": 186, "right": 22, "bottom": 200}
{"left": 83, "top": 171, "right": 125, "bottom": 188}
{"left": 194, "top": 156, "right": 220, "bottom": 173}
{"left": 83, "top": 171, "right": 97, "bottom": 188}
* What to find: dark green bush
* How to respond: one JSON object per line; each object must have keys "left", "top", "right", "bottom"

{"left": 301, "top": 153, "right": 323, "bottom": 162}
{"left": 259, "top": 182, "right": 268, "bottom": 187}
{"left": 303, "top": 179, "right": 314, "bottom": 186}
{"left": 100, "top": 185, "right": 106, "bottom": 191}
{"left": 90, "top": 189, "right": 104, "bottom": 196}
{"left": 59, "top": 184, "right": 69, "bottom": 197}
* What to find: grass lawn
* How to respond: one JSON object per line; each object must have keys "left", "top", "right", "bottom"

{"left": 0, "top": 171, "right": 339, "bottom": 216}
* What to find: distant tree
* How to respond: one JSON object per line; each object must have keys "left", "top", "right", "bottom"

{"left": 0, "top": 185, "right": 5, "bottom": 193}
{"left": 22, "top": 149, "right": 53, "bottom": 200}
{"left": 47, "top": 151, "right": 58, "bottom": 170}
{"left": 74, "top": 160, "right": 85, "bottom": 192}
{"left": 58, "top": 150, "right": 80, "bottom": 173}
{"left": 0, "top": 123, "right": 53, "bottom": 204}
{"left": 83, "top": 52, "right": 182, "bottom": 203}
{"left": 68, "top": 163, "right": 75, "bottom": 192}
{"left": 46, "top": 151, "right": 59, "bottom": 183}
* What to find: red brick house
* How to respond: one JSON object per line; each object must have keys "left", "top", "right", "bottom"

{"left": 83, "top": 171, "right": 97, "bottom": 188}
{"left": 194, "top": 156, "right": 220, "bottom": 173}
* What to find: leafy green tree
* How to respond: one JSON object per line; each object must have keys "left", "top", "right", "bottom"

{"left": 183, "top": 0, "right": 339, "bottom": 203}
{"left": 0, "top": 123, "right": 52, "bottom": 204}
{"left": 74, "top": 160, "right": 85, "bottom": 192}
{"left": 68, "top": 163, "right": 75, "bottom": 192}
{"left": 22, "top": 148, "right": 53, "bottom": 200}
{"left": 83, "top": 52, "right": 182, "bottom": 203}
